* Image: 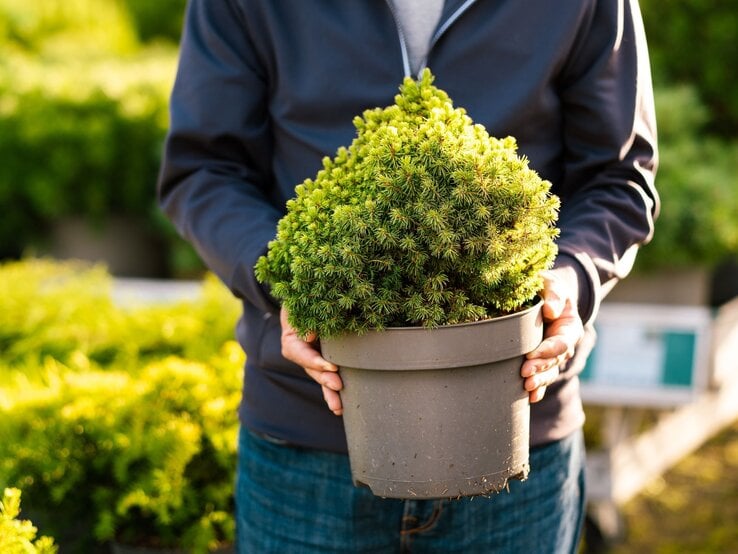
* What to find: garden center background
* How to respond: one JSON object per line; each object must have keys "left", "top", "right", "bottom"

{"left": 1, "top": 1, "right": 737, "bottom": 552}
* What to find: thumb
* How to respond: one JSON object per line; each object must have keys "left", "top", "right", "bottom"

{"left": 543, "top": 294, "right": 564, "bottom": 320}
{"left": 541, "top": 282, "right": 565, "bottom": 320}
{"left": 540, "top": 268, "right": 576, "bottom": 321}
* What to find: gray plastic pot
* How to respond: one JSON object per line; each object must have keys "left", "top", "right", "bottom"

{"left": 321, "top": 299, "right": 543, "bottom": 500}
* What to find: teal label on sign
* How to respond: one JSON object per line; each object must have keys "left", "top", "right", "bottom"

{"left": 662, "top": 332, "right": 696, "bottom": 386}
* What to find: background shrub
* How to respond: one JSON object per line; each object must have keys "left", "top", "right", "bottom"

{"left": 0, "top": 355, "right": 241, "bottom": 552}
{"left": 631, "top": 2, "right": 738, "bottom": 273}
{"left": 122, "top": 0, "right": 187, "bottom": 44}
{"left": 0, "top": 0, "right": 138, "bottom": 58}
{"left": 634, "top": 86, "right": 738, "bottom": 271}
{"left": 0, "top": 0, "right": 201, "bottom": 274}
{"left": 640, "top": 0, "right": 738, "bottom": 135}
{"left": 0, "top": 259, "right": 240, "bottom": 371}
{"left": 0, "top": 259, "right": 242, "bottom": 552}
{"left": 0, "top": 49, "right": 176, "bottom": 257}
{"left": 0, "top": 488, "right": 57, "bottom": 554}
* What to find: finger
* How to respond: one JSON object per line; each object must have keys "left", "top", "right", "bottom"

{"left": 280, "top": 307, "right": 337, "bottom": 370}
{"left": 529, "top": 384, "right": 548, "bottom": 403}
{"left": 282, "top": 335, "right": 338, "bottom": 372}
{"left": 523, "top": 364, "right": 560, "bottom": 392}
{"left": 322, "top": 385, "right": 343, "bottom": 416}
{"left": 524, "top": 363, "right": 559, "bottom": 404}
{"left": 305, "top": 367, "right": 343, "bottom": 392}
{"left": 526, "top": 335, "right": 570, "bottom": 361}
{"left": 540, "top": 270, "right": 565, "bottom": 320}
{"left": 280, "top": 306, "right": 343, "bottom": 415}
{"left": 527, "top": 311, "right": 583, "bottom": 359}
{"left": 521, "top": 357, "right": 552, "bottom": 378}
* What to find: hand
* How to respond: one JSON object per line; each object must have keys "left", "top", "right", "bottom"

{"left": 521, "top": 268, "right": 584, "bottom": 403}
{"left": 279, "top": 307, "right": 344, "bottom": 415}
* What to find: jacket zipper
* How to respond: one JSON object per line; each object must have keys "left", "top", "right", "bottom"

{"left": 384, "top": 0, "right": 412, "bottom": 77}
{"left": 385, "top": 0, "right": 480, "bottom": 78}
{"left": 419, "top": 0, "right": 480, "bottom": 77}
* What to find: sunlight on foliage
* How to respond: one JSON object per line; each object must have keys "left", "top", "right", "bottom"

{"left": 257, "top": 69, "right": 559, "bottom": 337}
{"left": 0, "top": 0, "right": 138, "bottom": 59}
{"left": 0, "top": 488, "right": 57, "bottom": 553}
{"left": 0, "top": 259, "right": 242, "bottom": 552}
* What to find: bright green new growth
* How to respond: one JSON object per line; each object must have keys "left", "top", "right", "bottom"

{"left": 0, "top": 488, "right": 57, "bottom": 554}
{"left": 256, "top": 69, "right": 559, "bottom": 338}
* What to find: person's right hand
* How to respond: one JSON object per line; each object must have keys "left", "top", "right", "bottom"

{"left": 279, "top": 307, "right": 344, "bottom": 416}
{"left": 521, "top": 268, "right": 584, "bottom": 403}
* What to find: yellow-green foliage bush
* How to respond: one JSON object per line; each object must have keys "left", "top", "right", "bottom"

{"left": 0, "top": 259, "right": 243, "bottom": 552}
{"left": 0, "top": 50, "right": 176, "bottom": 259}
{"left": 0, "top": 0, "right": 194, "bottom": 267}
{"left": 0, "top": 259, "right": 239, "bottom": 371}
{"left": 0, "top": 355, "right": 241, "bottom": 551}
{"left": 0, "top": 488, "right": 57, "bottom": 554}
{"left": 0, "top": 0, "right": 187, "bottom": 57}
{"left": 257, "top": 70, "right": 559, "bottom": 337}
{"left": 0, "top": 0, "right": 139, "bottom": 58}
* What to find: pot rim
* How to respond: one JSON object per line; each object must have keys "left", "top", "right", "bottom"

{"left": 345, "top": 297, "right": 543, "bottom": 334}
{"left": 321, "top": 297, "right": 543, "bottom": 370}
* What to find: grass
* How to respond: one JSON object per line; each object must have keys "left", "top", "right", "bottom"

{"left": 609, "top": 419, "right": 738, "bottom": 553}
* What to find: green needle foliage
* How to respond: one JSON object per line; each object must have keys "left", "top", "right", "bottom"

{"left": 0, "top": 488, "right": 57, "bottom": 554}
{"left": 256, "top": 69, "right": 559, "bottom": 338}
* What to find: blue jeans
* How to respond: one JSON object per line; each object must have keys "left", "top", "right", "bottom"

{"left": 235, "top": 427, "right": 585, "bottom": 553}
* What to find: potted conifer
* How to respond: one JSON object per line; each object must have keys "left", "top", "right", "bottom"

{"left": 255, "top": 69, "right": 559, "bottom": 499}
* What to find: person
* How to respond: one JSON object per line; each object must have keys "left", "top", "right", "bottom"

{"left": 158, "top": 1, "right": 658, "bottom": 552}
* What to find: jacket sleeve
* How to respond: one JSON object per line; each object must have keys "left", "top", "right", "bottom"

{"left": 555, "top": 0, "right": 659, "bottom": 324}
{"left": 157, "top": 0, "right": 279, "bottom": 313}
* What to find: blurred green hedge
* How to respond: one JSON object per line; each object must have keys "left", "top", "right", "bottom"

{"left": 0, "top": 259, "right": 242, "bottom": 552}
{"left": 123, "top": 0, "right": 188, "bottom": 44}
{"left": 635, "top": 86, "right": 738, "bottom": 271}
{"left": 0, "top": 0, "right": 196, "bottom": 274}
{"left": 0, "top": 259, "right": 240, "bottom": 371}
{"left": 0, "top": 0, "right": 137, "bottom": 58}
{"left": 0, "top": 0, "right": 186, "bottom": 56}
{"left": 0, "top": 53, "right": 174, "bottom": 259}
{"left": 635, "top": 0, "right": 738, "bottom": 273}
{"left": 641, "top": 0, "right": 738, "bottom": 135}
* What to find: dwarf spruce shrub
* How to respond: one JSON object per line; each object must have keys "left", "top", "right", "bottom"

{"left": 256, "top": 69, "right": 559, "bottom": 338}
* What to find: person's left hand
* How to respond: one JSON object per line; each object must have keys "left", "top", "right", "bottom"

{"left": 521, "top": 267, "right": 584, "bottom": 403}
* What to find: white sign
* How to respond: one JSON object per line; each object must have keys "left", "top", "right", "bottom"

{"left": 580, "top": 303, "right": 713, "bottom": 407}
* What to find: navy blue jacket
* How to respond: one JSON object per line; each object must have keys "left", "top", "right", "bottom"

{"left": 158, "top": 0, "right": 658, "bottom": 452}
